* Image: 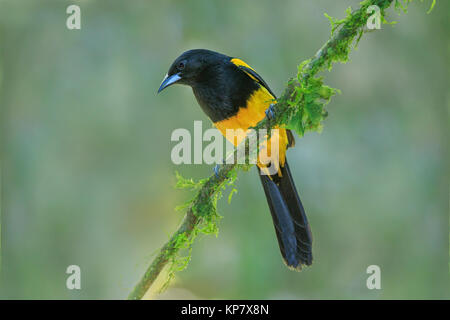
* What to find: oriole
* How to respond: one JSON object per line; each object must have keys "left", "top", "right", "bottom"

{"left": 158, "top": 49, "right": 313, "bottom": 270}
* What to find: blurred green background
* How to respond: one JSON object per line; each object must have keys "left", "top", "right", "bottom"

{"left": 0, "top": 0, "right": 448, "bottom": 299}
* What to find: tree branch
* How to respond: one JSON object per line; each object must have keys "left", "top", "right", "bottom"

{"left": 128, "top": 0, "right": 398, "bottom": 300}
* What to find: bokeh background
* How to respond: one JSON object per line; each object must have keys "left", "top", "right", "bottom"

{"left": 0, "top": 0, "right": 448, "bottom": 299}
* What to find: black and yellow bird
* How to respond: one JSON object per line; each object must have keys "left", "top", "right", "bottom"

{"left": 158, "top": 49, "right": 313, "bottom": 270}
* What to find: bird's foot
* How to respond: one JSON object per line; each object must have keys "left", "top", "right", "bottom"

{"left": 213, "top": 164, "right": 221, "bottom": 178}
{"left": 265, "top": 103, "right": 276, "bottom": 119}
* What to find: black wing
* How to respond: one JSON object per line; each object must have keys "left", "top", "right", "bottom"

{"left": 234, "top": 64, "right": 277, "bottom": 99}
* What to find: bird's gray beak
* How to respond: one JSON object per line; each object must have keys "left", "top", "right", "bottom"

{"left": 157, "top": 73, "right": 181, "bottom": 93}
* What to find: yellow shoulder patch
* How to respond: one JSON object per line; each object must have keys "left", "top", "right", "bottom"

{"left": 231, "top": 58, "right": 255, "bottom": 71}
{"left": 231, "top": 58, "right": 258, "bottom": 81}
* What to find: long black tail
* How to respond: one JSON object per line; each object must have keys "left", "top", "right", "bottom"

{"left": 258, "top": 158, "right": 313, "bottom": 270}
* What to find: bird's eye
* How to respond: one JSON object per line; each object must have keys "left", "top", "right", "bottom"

{"left": 178, "top": 62, "right": 185, "bottom": 70}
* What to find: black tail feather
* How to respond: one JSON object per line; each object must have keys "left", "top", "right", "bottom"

{"left": 258, "top": 158, "right": 313, "bottom": 270}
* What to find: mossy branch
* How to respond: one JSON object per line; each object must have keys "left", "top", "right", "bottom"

{"left": 127, "top": 0, "right": 427, "bottom": 300}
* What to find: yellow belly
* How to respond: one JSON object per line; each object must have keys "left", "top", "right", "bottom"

{"left": 214, "top": 86, "right": 288, "bottom": 175}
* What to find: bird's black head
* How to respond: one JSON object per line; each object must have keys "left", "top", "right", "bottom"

{"left": 158, "top": 49, "right": 229, "bottom": 93}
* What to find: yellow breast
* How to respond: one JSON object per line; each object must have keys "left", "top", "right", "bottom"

{"left": 214, "top": 85, "right": 288, "bottom": 175}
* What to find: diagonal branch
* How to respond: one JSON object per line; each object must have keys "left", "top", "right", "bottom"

{"left": 128, "top": 0, "right": 397, "bottom": 300}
